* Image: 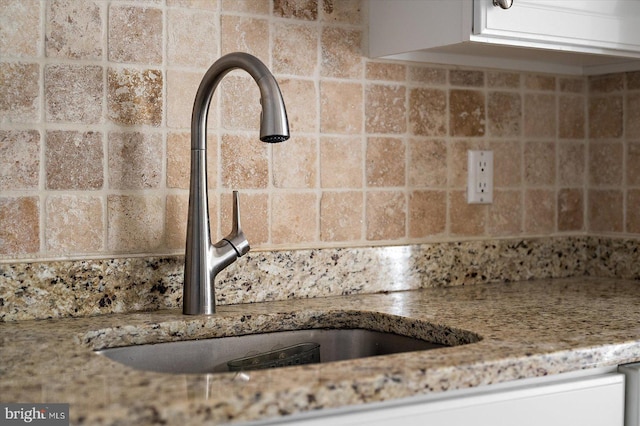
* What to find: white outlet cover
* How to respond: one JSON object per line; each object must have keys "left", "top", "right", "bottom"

{"left": 467, "top": 150, "right": 493, "bottom": 204}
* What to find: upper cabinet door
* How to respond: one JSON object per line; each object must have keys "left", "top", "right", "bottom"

{"left": 474, "top": 0, "right": 640, "bottom": 55}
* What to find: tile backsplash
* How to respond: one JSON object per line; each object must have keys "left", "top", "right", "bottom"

{"left": 1, "top": 0, "right": 639, "bottom": 262}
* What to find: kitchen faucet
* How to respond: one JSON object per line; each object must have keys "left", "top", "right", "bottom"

{"left": 183, "top": 52, "right": 289, "bottom": 315}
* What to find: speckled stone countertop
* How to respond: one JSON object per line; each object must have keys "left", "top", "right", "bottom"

{"left": 3, "top": 276, "right": 640, "bottom": 425}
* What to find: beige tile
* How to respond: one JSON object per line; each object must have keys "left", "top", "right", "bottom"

{"left": 321, "top": 0, "right": 362, "bottom": 24}
{"left": 167, "top": 132, "right": 216, "bottom": 190}
{"left": 408, "top": 138, "right": 447, "bottom": 188}
{"left": 489, "top": 140, "right": 521, "bottom": 188}
{"left": 274, "top": 0, "right": 318, "bottom": 20}
{"left": 166, "top": 193, "right": 188, "bottom": 250}
{"left": 627, "top": 142, "right": 640, "bottom": 186}
{"left": 272, "top": 22, "right": 318, "bottom": 77}
{"left": 588, "top": 95, "right": 623, "bottom": 139}
{"left": 408, "top": 66, "right": 446, "bottom": 85}
{"left": 321, "top": 27, "right": 363, "bottom": 79}
{"left": 108, "top": 132, "right": 162, "bottom": 190}
{"left": 448, "top": 140, "right": 486, "bottom": 188}
{"left": 169, "top": 0, "right": 218, "bottom": 10}
{"left": 273, "top": 135, "right": 317, "bottom": 188}
{"left": 320, "top": 81, "right": 363, "bottom": 134}
{"left": 559, "top": 77, "right": 585, "bottom": 93}
{"left": 450, "top": 70, "right": 484, "bottom": 87}
{"left": 1, "top": 0, "right": 41, "bottom": 57}
{"left": 589, "top": 141, "right": 623, "bottom": 187}
{"left": 0, "top": 197, "right": 39, "bottom": 255}
{"left": 557, "top": 188, "right": 583, "bottom": 232}
{"left": 524, "top": 94, "right": 556, "bottom": 138}
{"left": 166, "top": 69, "right": 210, "bottom": 130}
{"left": 408, "top": 190, "right": 446, "bottom": 238}
{"left": 271, "top": 192, "right": 317, "bottom": 244}
{"left": 220, "top": 192, "right": 268, "bottom": 245}
{"left": 45, "top": 64, "right": 103, "bottom": 124}
{"left": 320, "top": 191, "right": 362, "bottom": 242}
{"left": 278, "top": 78, "right": 317, "bottom": 133}
{"left": 108, "top": 4, "right": 162, "bottom": 64}
{"left": 221, "top": 0, "right": 267, "bottom": 13}
{"left": 524, "top": 189, "right": 555, "bottom": 234}
{"left": 0, "top": 130, "right": 40, "bottom": 190}
{"left": 626, "top": 92, "right": 640, "bottom": 139}
{"left": 366, "top": 137, "right": 405, "bottom": 187}
{"left": 627, "top": 189, "right": 640, "bottom": 234}
{"left": 320, "top": 136, "right": 363, "bottom": 188}
{"left": 450, "top": 89, "right": 485, "bottom": 137}
{"left": 46, "top": 0, "right": 102, "bottom": 59}
{"left": 487, "top": 71, "right": 521, "bottom": 89}
{"left": 524, "top": 74, "right": 555, "bottom": 91}
{"left": 107, "top": 67, "right": 163, "bottom": 126}
{"left": 220, "top": 15, "right": 269, "bottom": 64}
{"left": 221, "top": 134, "right": 269, "bottom": 189}
{"left": 107, "top": 195, "right": 164, "bottom": 252}
{"left": 588, "top": 190, "right": 623, "bottom": 233}
{"left": 366, "top": 62, "right": 406, "bottom": 82}
{"left": 365, "top": 84, "right": 406, "bottom": 134}
{"left": 628, "top": 71, "right": 640, "bottom": 90}
{"left": 167, "top": 8, "right": 217, "bottom": 68}
{"left": 524, "top": 141, "right": 555, "bottom": 186}
{"left": 449, "top": 190, "right": 486, "bottom": 236}
{"left": 45, "top": 195, "right": 103, "bottom": 253}
{"left": 0, "top": 62, "right": 40, "bottom": 123}
{"left": 366, "top": 191, "right": 406, "bottom": 241}
{"left": 220, "top": 75, "right": 261, "bottom": 132}
{"left": 558, "top": 142, "right": 585, "bottom": 187}
{"left": 487, "top": 92, "right": 521, "bottom": 137}
{"left": 46, "top": 131, "right": 103, "bottom": 190}
{"left": 589, "top": 74, "right": 624, "bottom": 93}
{"left": 408, "top": 88, "right": 446, "bottom": 136}
{"left": 488, "top": 190, "right": 522, "bottom": 236}
{"left": 558, "top": 95, "right": 585, "bottom": 139}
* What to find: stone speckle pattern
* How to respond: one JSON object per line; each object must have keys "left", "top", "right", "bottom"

{"left": 3, "top": 277, "right": 640, "bottom": 425}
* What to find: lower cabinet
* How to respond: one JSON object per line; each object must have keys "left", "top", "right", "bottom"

{"left": 250, "top": 369, "right": 625, "bottom": 426}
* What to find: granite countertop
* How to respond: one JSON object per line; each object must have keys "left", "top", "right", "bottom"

{"left": 3, "top": 276, "right": 640, "bottom": 425}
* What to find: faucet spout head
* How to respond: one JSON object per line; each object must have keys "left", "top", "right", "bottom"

{"left": 258, "top": 74, "right": 290, "bottom": 143}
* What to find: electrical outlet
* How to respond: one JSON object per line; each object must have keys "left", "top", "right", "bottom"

{"left": 467, "top": 150, "right": 493, "bottom": 204}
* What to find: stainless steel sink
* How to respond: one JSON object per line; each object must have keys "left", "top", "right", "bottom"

{"left": 97, "top": 328, "right": 451, "bottom": 374}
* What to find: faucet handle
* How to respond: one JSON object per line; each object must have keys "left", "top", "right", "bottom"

{"left": 222, "top": 191, "right": 250, "bottom": 256}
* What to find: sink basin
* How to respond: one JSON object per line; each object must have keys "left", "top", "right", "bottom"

{"left": 97, "top": 328, "right": 450, "bottom": 374}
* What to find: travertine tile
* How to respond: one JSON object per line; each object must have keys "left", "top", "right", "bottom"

{"left": 167, "top": 8, "right": 217, "bottom": 68}
{"left": 166, "top": 69, "right": 209, "bottom": 130}
{"left": 272, "top": 22, "right": 318, "bottom": 76}
{"left": 46, "top": 0, "right": 102, "bottom": 59}
{"left": 588, "top": 95, "right": 623, "bottom": 139}
{"left": 108, "top": 132, "right": 162, "bottom": 190}
{"left": 408, "top": 138, "right": 447, "bottom": 188}
{"left": 321, "top": 0, "right": 362, "bottom": 24}
{"left": 220, "top": 75, "right": 261, "bottom": 132}
{"left": 320, "top": 191, "right": 362, "bottom": 242}
{"left": 321, "top": 27, "right": 362, "bottom": 79}
{"left": 273, "top": 135, "right": 317, "bottom": 188}
{"left": 220, "top": 15, "right": 269, "bottom": 64}
{"left": 488, "top": 190, "right": 522, "bottom": 236}
{"left": 448, "top": 139, "right": 486, "bottom": 188}
{"left": 408, "top": 88, "right": 446, "bottom": 136}
{"left": 627, "top": 190, "right": 640, "bottom": 234}
{"left": 487, "top": 92, "right": 521, "bottom": 137}
{"left": 1, "top": 0, "right": 41, "bottom": 57}
{"left": 0, "top": 197, "right": 39, "bottom": 255}
{"left": 0, "top": 130, "right": 40, "bottom": 190}
{"left": 588, "top": 190, "right": 623, "bottom": 233}
{"left": 589, "top": 141, "right": 622, "bottom": 186}
{"left": 559, "top": 77, "right": 585, "bottom": 93}
{"left": 589, "top": 74, "right": 624, "bottom": 93}
{"left": 525, "top": 74, "right": 555, "bottom": 91}
{"left": 0, "top": 62, "right": 39, "bottom": 123}
{"left": 524, "top": 189, "right": 555, "bottom": 234}
{"left": 107, "top": 195, "right": 164, "bottom": 252}
{"left": 558, "top": 142, "right": 585, "bottom": 187}
{"left": 366, "top": 191, "right": 406, "bottom": 240}
{"left": 107, "top": 68, "right": 163, "bottom": 126}
{"left": 626, "top": 92, "right": 640, "bottom": 139}
{"left": 449, "top": 190, "right": 486, "bottom": 236}
{"left": 166, "top": 132, "right": 216, "bottom": 190}
{"left": 450, "top": 90, "right": 485, "bottom": 137}
{"left": 524, "top": 94, "right": 556, "bottom": 138}
{"left": 166, "top": 194, "right": 188, "bottom": 250}
{"left": 366, "top": 137, "right": 405, "bottom": 187}
{"left": 320, "top": 136, "right": 363, "bottom": 188}
{"left": 628, "top": 71, "right": 640, "bottom": 90}
{"left": 320, "top": 81, "right": 363, "bottom": 134}
{"left": 365, "top": 84, "right": 406, "bottom": 134}
{"left": 409, "top": 66, "right": 446, "bottom": 85}
{"left": 558, "top": 95, "right": 585, "bottom": 139}
{"left": 169, "top": 0, "right": 218, "bottom": 10}
{"left": 274, "top": 0, "right": 317, "bottom": 20}
{"left": 277, "top": 78, "right": 317, "bottom": 133}
{"left": 450, "top": 70, "right": 484, "bottom": 87}
{"left": 46, "top": 131, "right": 103, "bottom": 190}
{"left": 524, "top": 141, "right": 555, "bottom": 186}
{"left": 557, "top": 188, "right": 583, "bottom": 232}
{"left": 220, "top": 192, "right": 268, "bottom": 245}
{"left": 45, "top": 64, "right": 103, "bottom": 124}
{"left": 271, "top": 192, "right": 317, "bottom": 244}
{"left": 108, "top": 4, "right": 162, "bottom": 64}
{"left": 45, "top": 195, "right": 103, "bottom": 253}
{"left": 627, "top": 142, "right": 640, "bottom": 186}
{"left": 408, "top": 190, "right": 446, "bottom": 238}
{"left": 221, "top": 0, "right": 267, "bottom": 13}
{"left": 221, "top": 134, "right": 269, "bottom": 189}
{"left": 487, "top": 71, "right": 520, "bottom": 89}
{"left": 366, "top": 62, "right": 406, "bottom": 82}
{"left": 489, "top": 140, "right": 521, "bottom": 188}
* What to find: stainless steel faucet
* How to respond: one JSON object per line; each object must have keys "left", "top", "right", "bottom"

{"left": 183, "top": 52, "right": 289, "bottom": 315}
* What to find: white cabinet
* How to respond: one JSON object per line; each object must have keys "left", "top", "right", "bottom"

{"left": 369, "top": 0, "right": 640, "bottom": 75}
{"left": 248, "top": 368, "right": 625, "bottom": 426}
